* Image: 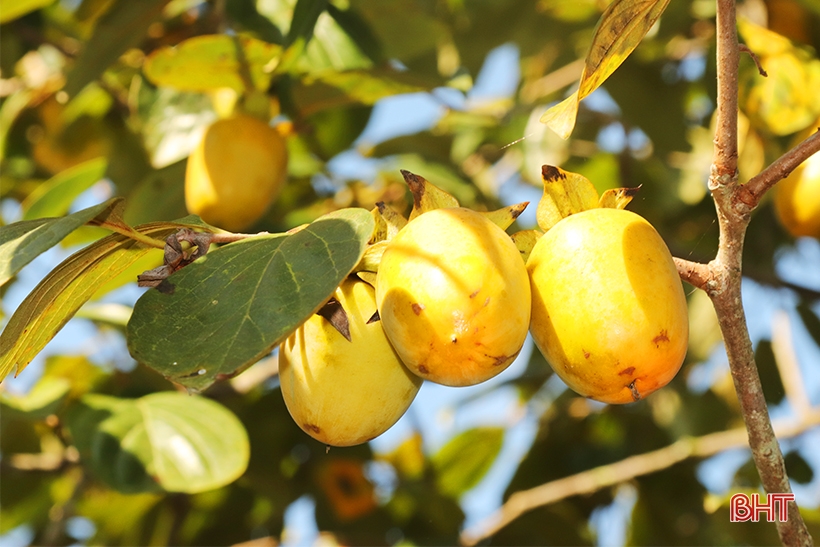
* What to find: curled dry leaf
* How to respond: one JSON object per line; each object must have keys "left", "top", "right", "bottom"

{"left": 137, "top": 229, "right": 212, "bottom": 288}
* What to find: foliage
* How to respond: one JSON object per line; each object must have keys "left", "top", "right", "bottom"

{"left": 2, "top": 0, "right": 820, "bottom": 545}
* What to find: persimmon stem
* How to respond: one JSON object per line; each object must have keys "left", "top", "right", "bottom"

{"left": 99, "top": 223, "right": 167, "bottom": 249}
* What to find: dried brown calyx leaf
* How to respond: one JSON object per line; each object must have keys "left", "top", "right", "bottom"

{"left": 536, "top": 165, "right": 599, "bottom": 232}
{"left": 316, "top": 297, "right": 351, "bottom": 341}
{"left": 598, "top": 186, "right": 641, "bottom": 209}
{"left": 481, "top": 202, "right": 529, "bottom": 230}
{"left": 403, "top": 170, "right": 459, "bottom": 220}
{"left": 137, "top": 229, "right": 212, "bottom": 288}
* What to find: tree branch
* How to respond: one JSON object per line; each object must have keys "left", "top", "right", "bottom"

{"left": 674, "top": 257, "right": 712, "bottom": 290}
{"left": 735, "top": 129, "right": 820, "bottom": 212}
{"left": 707, "top": 1, "right": 812, "bottom": 545}
{"left": 460, "top": 407, "right": 820, "bottom": 546}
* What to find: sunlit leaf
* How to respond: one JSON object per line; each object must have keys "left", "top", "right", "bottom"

{"left": 302, "top": 69, "right": 431, "bottom": 106}
{"left": 0, "top": 198, "right": 121, "bottom": 288}
{"left": 0, "top": 377, "right": 70, "bottom": 418}
{"left": 738, "top": 18, "right": 820, "bottom": 135}
{"left": 579, "top": 0, "right": 671, "bottom": 97}
{"left": 65, "top": 0, "right": 172, "bottom": 97}
{"left": 66, "top": 392, "right": 249, "bottom": 493}
{"left": 598, "top": 186, "right": 640, "bottom": 209}
{"left": 539, "top": 92, "right": 580, "bottom": 140}
{"left": 432, "top": 427, "right": 504, "bottom": 498}
{"left": 326, "top": 3, "right": 384, "bottom": 64}
{"left": 404, "top": 170, "right": 460, "bottom": 221}
{"left": 510, "top": 229, "right": 543, "bottom": 264}
{"left": 126, "top": 208, "right": 374, "bottom": 392}
{"left": 0, "top": 216, "right": 212, "bottom": 382}
{"left": 540, "top": 0, "right": 671, "bottom": 138}
{"left": 143, "top": 35, "right": 282, "bottom": 92}
{"left": 0, "top": 0, "right": 55, "bottom": 24}
{"left": 480, "top": 202, "right": 529, "bottom": 231}
{"left": 22, "top": 158, "right": 108, "bottom": 220}
{"left": 536, "top": 165, "right": 600, "bottom": 231}
{"left": 284, "top": 0, "right": 328, "bottom": 49}
{"left": 737, "top": 16, "right": 795, "bottom": 57}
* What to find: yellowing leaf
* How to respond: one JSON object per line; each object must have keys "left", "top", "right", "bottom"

{"left": 0, "top": 199, "right": 125, "bottom": 289}
{"left": 737, "top": 17, "right": 794, "bottom": 57}
{"left": 539, "top": 92, "right": 580, "bottom": 140}
{"left": 739, "top": 42, "right": 820, "bottom": 136}
{"left": 144, "top": 35, "right": 281, "bottom": 93}
{"left": 541, "top": 0, "right": 671, "bottom": 138}
{"left": 0, "top": 0, "right": 55, "bottom": 24}
{"left": 536, "top": 165, "right": 600, "bottom": 232}
{"left": 579, "top": 0, "right": 671, "bottom": 97}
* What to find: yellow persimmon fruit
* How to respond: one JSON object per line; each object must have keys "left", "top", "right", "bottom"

{"left": 774, "top": 148, "right": 820, "bottom": 239}
{"left": 185, "top": 114, "right": 288, "bottom": 232}
{"left": 375, "top": 207, "right": 531, "bottom": 387}
{"left": 527, "top": 208, "right": 688, "bottom": 404}
{"left": 279, "top": 278, "right": 421, "bottom": 447}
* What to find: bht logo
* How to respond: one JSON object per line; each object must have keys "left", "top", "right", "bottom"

{"left": 730, "top": 493, "right": 795, "bottom": 522}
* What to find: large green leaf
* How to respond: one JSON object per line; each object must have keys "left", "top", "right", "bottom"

{"left": 66, "top": 392, "right": 249, "bottom": 493}
{"left": 432, "top": 427, "right": 505, "bottom": 498}
{"left": 0, "top": 215, "right": 213, "bottom": 382}
{"left": 0, "top": 198, "right": 121, "bottom": 288}
{"left": 540, "top": 0, "right": 671, "bottom": 138}
{"left": 127, "top": 207, "right": 374, "bottom": 392}
{"left": 65, "top": 0, "right": 172, "bottom": 97}
{"left": 22, "top": 157, "right": 108, "bottom": 220}
{"left": 143, "top": 35, "right": 282, "bottom": 92}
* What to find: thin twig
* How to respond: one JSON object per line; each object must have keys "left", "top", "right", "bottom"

{"left": 735, "top": 129, "right": 820, "bottom": 212}
{"left": 460, "top": 408, "right": 820, "bottom": 546}
{"left": 739, "top": 44, "right": 768, "bottom": 76}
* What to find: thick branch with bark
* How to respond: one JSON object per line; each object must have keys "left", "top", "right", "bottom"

{"left": 702, "top": 1, "right": 812, "bottom": 544}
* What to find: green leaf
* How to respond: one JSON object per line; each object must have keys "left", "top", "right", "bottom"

{"left": 22, "top": 158, "right": 108, "bottom": 220}
{"left": 284, "top": 0, "right": 328, "bottom": 49}
{"left": 126, "top": 208, "right": 375, "bottom": 392}
{"left": 0, "top": 377, "right": 71, "bottom": 418}
{"left": 540, "top": 0, "right": 671, "bottom": 138}
{"left": 0, "top": 0, "right": 55, "bottom": 24}
{"left": 65, "top": 0, "right": 172, "bottom": 97}
{"left": 432, "top": 427, "right": 505, "bottom": 498}
{"left": 301, "top": 69, "right": 432, "bottom": 106}
{"left": 0, "top": 216, "right": 212, "bottom": 383}
{"left": 796, "top": 302, "right": 820, "bottom": 350}
{"left": 67, "top": 392, "right": 249, "bottom": 493}
{"left": 124, "top": 160, "right": 187, "bottom": 225}
{"left": 0, "top": 198, "right": 121, "bottom": 288}
{"left": 143, "top": 35, "right": 282, "bottom": 93}
{"left": 326, "top": 3, "right": 384, "bottom": 64}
